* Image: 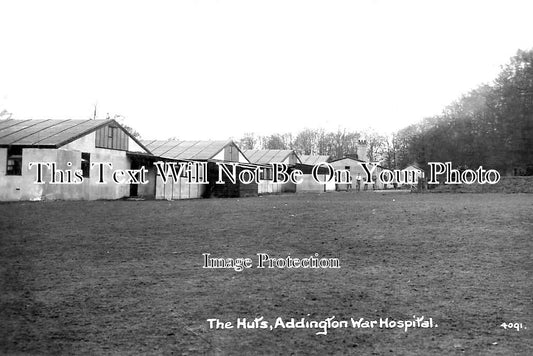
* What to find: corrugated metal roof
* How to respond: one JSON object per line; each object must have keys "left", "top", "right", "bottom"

{"left": 0, "top": 119, "right": 31, "bottom": 131}
{"left": 329, "top": 156, "right": 366, "bottom": 164}
{"left": 404, "top": 164, "right": 423, "bottom": 171}
{"left": 0, "top": 119, "right": 151, "bottom": 154}
{"left": 299, "top": 155, "right": 330, "bottom": 165}
{"left": 141, "top": 140, "right": 233, "bottom": 160}
{"left": 329, "top": 156, "right": 387, "bottom": 169}
{"left": 0, "top": 119, "right": 107, "bottom": 147}
{"left": 243, "top": 149, "right": 297, "bottom": 164}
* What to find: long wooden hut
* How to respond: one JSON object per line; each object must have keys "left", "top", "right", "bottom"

{"left": 243, "top": 149, "right": 301, "bottom": 194}
{"left": 142, "top": 139, "right": 256, "bottom": 199}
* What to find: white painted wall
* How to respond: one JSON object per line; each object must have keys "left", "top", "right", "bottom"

{"left": 0, "top": 130, "right": 139, "bottom": 201}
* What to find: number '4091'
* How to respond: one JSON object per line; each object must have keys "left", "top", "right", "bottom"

{"left": 500, "top": 322, "right": 525, "bottom": 331}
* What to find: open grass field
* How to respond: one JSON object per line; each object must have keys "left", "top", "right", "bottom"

{"left": 1, "top": 192, "right": 532, "bottom": 355}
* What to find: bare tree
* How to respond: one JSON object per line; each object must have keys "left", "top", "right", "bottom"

{"left": 239, "top": 133, "right": 258, "bottom": 150}
{"left": 361, "top": 128, "right": 388, "bottom": 162}
{"left": 110, "top": 114, "right": 142, "bottom": 139}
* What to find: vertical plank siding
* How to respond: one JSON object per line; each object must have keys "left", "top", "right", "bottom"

{"left": 95, "top": 125, "right": 129, "bottom": 151}
{"left": 223, "top": 144, "right": 240, "bottom": 162}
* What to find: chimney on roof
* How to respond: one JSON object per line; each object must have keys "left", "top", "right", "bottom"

{"left": 357, "top": 139, "right": 368, "bottom": 162}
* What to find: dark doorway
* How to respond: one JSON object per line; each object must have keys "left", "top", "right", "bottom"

{"left": 130, "top": 160, "right": 140, "bottom": 197}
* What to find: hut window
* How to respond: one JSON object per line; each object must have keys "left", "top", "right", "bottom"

{"left": 260, "top": 167, "right": 273, "bottom": 180}
{"left": 107, "top": 126, "right": 117, "bottom": 147}
{"left": 6, "top": 147, "right": 23, "bottom": 175}
{"left": 81, "top": 152, "right": 91, "bottom": 178}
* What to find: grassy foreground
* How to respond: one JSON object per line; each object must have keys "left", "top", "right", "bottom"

{"left": 1, "top": 192, "right": 532, "bottom": 355}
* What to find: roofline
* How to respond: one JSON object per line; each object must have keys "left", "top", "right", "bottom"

{"left": 210, "top": 140, "right": 251, "bottom": 163}
{"left": 0, "top": 119, "right": 102, "bottom": 147}
{"left": 139, "top": 139, "right": 168, "bottom": 153}
{"left": 0, "top": 119, "right": 151, "bottom": 154}
{"left": 329, "top": 156, "right": 387, "bottom": 169}
{"left": 55, "top": 119, "right": 152, "bottom": 154}
{"left": 0, "top": 119, "right": 37, "bottom": 140}
{"left": 299, "top": 154, "right": 331, "bottom": 160}
{"left": 243, "top": 149, "right": 271, "bottom": 164}
{"left": 151, "top": 140, "right": 186, "bottom": 158}
{"left": 196, "top": 140, "right": 226, "bottom": 160}
{"left": 141, "top": 139, "right": 248, "bottom": 162}
{"left": 242, "top": 149, "right": 301, "bottom": 165}
{"left": 295, "top": 162, "right": 320, "bottom": 168}
{"left": 299, "top": 158, "right": 332, "bottom": 165}
{"left": 0, "top": 144, "right": 57, "bottom": 149}
{"left": 231, "top": 140, "right": 251, "bottom": 163}
{"left": 109, "top": 120, "right": 152, "bottom": 155}
{"left": 293, "top": 151, "right": 302, "bottom": 164}
{"left": 408, "top": 162, "right": 424, "bottom": 168}
{"left": 127, "top": 152, "right": 185, "bottom": 162}
{"left": 0, "top": 119, "right": 33, "bottom": 133}
{"left": 403, "top": 164, "right": 424, "bottom": 170}
{"left": 329, "top": 156, "right": 366, "bottom": 164}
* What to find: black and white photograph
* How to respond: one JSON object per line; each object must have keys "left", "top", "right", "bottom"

{"left": 0, "top": 0, "right": 532, "bottom": 354}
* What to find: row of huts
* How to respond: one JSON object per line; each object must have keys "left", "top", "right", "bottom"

{"left": 0, "top": 119, "right": 422, "bottom": 201}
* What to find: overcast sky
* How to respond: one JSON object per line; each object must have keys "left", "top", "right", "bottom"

{"left": 1, "top": 0, "right": 532, "bottom": 140}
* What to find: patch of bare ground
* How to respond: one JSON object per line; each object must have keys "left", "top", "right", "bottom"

{"left": 0, "top": 193, "right": 531, "bottom": 354}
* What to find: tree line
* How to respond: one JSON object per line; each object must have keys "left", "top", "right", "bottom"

{"left": 392, "top": 49, "right": 532, "bottom": 175}
{"left": 237, "top": 129, "right": 390, "bottom": 163}
{"left": 237, "top": 49, "right": 533, "bottom": 175}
